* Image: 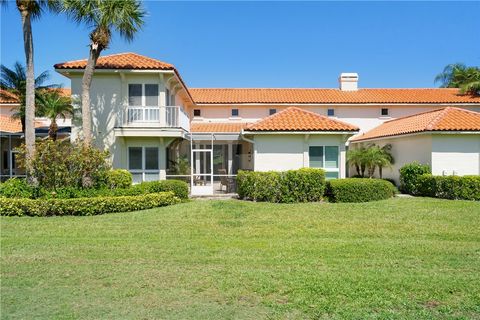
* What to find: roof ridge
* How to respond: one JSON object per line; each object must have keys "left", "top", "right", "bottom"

{"left": 382, "top": 107, "right": 448, "bottom": 125}
{"left": 426, "top": 107, "right": 451, "bottom": 130}
{"left": 189, "top": 87, "right": 464, "bottom": 91}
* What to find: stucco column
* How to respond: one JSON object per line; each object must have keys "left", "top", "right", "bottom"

{"left": 159, "top": 137, "right": 167, "bottom": 180}
{"left": 303, "top": 134, "right": 310, "bottom": 167}
{"left": 340, "top": 136, "right": 347, "bottom": 178}
{"left": 227, "top": 142, "right": 233, "bottom": 174}
{"left": 159, "top": 73, "right": 166, "bottom": 126}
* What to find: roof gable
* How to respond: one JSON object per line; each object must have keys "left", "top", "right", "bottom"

{"left": 352, "top": 107, "right": 480, "bottom": 142}
{"left": 54, "top": 52, "right": 175, "bottom": 70}
{"left": 246, "top": 107, "right": 358, "bottom": 132}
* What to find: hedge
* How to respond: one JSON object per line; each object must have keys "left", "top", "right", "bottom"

{"left": 105, "top": 169, "right": 132, "bottom": 189}
{"left": 237, "top": 168, "right": 326, "bottom": 203}
{"left": 326, "top": 178, "right": 396, "bottom": 203}
{"left": 399, "top": 162, "right": 431, "bottom": 195}
{"left": 0, "top": 179, "right": 189, "bottom": 200}
{"left": 417, "top": 174, "right": 480, "bottom": 201}
{"left": 0, "top": 192, "right": 180, "bottom": 217}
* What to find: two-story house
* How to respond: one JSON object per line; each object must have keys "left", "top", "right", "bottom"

{"left": 54, "top": 53, "right": 480, "bottom": 195}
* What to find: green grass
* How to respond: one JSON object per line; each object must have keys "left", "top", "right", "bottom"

{"left": 1, "top": 198, "right": 480, "bottom": 319}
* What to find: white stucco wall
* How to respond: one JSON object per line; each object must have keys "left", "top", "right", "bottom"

{"left": 431, "top": 134, "right": 480, "bottom": 176}
{"left": 253, "top": 133, "right": 349, "bottom": 177}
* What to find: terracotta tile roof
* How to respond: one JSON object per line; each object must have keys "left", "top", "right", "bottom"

{"left": 0, "top": 114, "right": 22, "bottom": 133}
{"left": 54, "top": 52, "right": 175, "bottom": 70}
{"left": 246, "top": 107, "right": 358, "bottom": 132}
{"left": 0, "top": 90, "right": 20, "bottom": 104}
{"left": 190, "top": 122, "right": 249, "bottom": 133}
{"left": 190, "top": 88, "right": 480, "bottom": 104}
{"left": 351, "top": 107, "right": 480, "bottom": 142}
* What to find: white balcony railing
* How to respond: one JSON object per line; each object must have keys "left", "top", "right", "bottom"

{"left": 118, "top": 106, "right": 190, "bottom": 131}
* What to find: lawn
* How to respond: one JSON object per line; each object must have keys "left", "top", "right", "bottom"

{"left": 1, "top": 198, "right": 479, "bottom": 319}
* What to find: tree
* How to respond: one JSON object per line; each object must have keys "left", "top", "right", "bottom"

{"left": 347, "top": 144, "right": 394, "bottom": 178}
{"left": 1, "top": 0, "right": 61, "bottom": 180}
{"left": 36, "top": 89, "right": 73, "bottom": 140}
{"left": 62, "top": 0, "right": 145, "bottom": 145}
{"left": 435, "top": 63, "right": 480, "bottom": 96}
{"left": 0, "top": 62, "right": 53, "bottom": 133}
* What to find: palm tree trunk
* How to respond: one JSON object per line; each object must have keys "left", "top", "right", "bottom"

{"left": 49, "top": 118, "right": 58, "bottom": 141}
{"left": 81, "top": 45, "right": 101, "bottom": 145}
{"left": 379, "top": 166, "right": 383, "bottom": 179}
{"left": 18, "top": 3, "right": 36, "bottom": 181}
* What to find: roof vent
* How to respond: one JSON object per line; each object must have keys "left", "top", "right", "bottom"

{"left": 339, "top": 73, "right": 359, "bottom": 91}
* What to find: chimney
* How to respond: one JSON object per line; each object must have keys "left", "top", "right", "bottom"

{"left": 339, "top": 73, "right": 359, "bottom": 91}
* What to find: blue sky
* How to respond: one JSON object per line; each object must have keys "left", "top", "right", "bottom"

{"left": 1, "top": 1, "right": 479, "bottom": 88}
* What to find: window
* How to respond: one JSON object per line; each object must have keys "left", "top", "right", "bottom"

{"left": 128, "top": 147, "right": 159, "bottom": 183}
{"left": 327, "top": 108, "right": 335, "bottom": 116}
{"left": 128, "top": 84, "right": 159, "bottom": 106}
{"left": 381, "top": 108, "right": 389, "bottom": 116}
{"left": 309, "top": 146, "right": 339, "bottom": 179}
{"left": 193, "top": 109, "right": 201, "bottom": 117}
{"left": 231, "top": 109, "right": 239, "bottom": 117}
{"left": 269, "top": 108, "right": 277, "bottom": 115}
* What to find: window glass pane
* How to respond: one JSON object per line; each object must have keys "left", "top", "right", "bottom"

{"left": 381, "top": 108, "right": 389, "bottom": 116}
{"left": 145, "top": 84, "right": 159, "bottom": 106}
{"left": 128, "top": 147, "right": 142, "bottom": 170}
{"left": 328, "top": 109, "right": 335, "bottom": 116}
{"left": 128, "top": 84, "right": 142, "bottom": 106}
{"left": 326, "top": 172, "right": 339, "bottom": 180}
{"left": 269, "top": 108, "right": 276, "bottom": 115}
{"left": 193, "top": 109, "right": 201, "bottom": 117}
{"left": 231, "top": 109, "right": 239, "bottom": 117}
{"left": 145, "top": 147, "right": 159, "bottom": 170}
{"left": 325, "top": 146, "right": 339, "bottom": 168}
{"left": 309, "top": 146, "right": 323, "bottom": 168}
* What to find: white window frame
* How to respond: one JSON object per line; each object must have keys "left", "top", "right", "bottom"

{"left": 127, "top": 146, "right": 160, "bottom": 182}
{"left": 128, "top": 83, "right": 160, "bottom": 107}
{"left": 308, "top": 145, "right": 340, "bottom": 178}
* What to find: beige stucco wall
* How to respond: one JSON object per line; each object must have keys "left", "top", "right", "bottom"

{"left": 350, "top": 134, "right": 433, "bottom": 184}
{"left": 431, "top": 134, "right": 480, "bottom": 176}
{"left": 193, "top": 105, "right": 480, "bottom": 134}
{"left": 253, "top": 133, "right": 348, "bottom": 177}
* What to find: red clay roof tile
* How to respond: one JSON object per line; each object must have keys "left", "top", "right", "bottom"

{"left": 189, "top": 88, "right": 480, "bottom": 104}
{"left": 190, "top": 122, "right": 248, "bottom": 133}
{"left": 246, "top": 107, "right": 358, "bottom": 132}
{"left": 351, "top": 107, "right": 480, "bottom": 142}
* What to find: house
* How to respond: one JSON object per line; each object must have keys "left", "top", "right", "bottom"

{"left": 53, "top": 52, "right": 480, "bottom": 195}
{"left": 350, "top": 107, "right": 480, "bottom": 183}
{"left": 0, "top": 89, "right": 72, "bottom": 181}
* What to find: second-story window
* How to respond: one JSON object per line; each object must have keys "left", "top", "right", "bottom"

{"left": 327, "top": 108, "right": 335, "bottom": 116}
{"left": 269, "top": 108, "right": 277, "bottom": 115}
{"left": 128, "top": 84, "right": 159, "bottom": 106}
{"left": 231, "top": 109, "right": 239, "bottom": 117}
{"left": 381, "top": 108, "right": 389, "bottom": 116}
{"left": 193, "top": 109, "right": 201, "bottom": 117}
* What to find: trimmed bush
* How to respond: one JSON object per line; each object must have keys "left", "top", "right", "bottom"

{"left": 237, "top": 168, "right": 326, "bottom": 203}
{"left": 105, "top": 169, "right": 132, "bottom": 189}
{"left": 417, "top": 174, "right": 480, "bottom": 201}
{"left": 326, "top": 178, "right": 396, "bottom": 203}
{"left": 399, "top": 162, "right": 431, "bottom": 195}
{"left": 0, "top": 192, "right": 180, "bottom": 217}
{"left": 0, "top": 178, "right": 33, "bottom": 198}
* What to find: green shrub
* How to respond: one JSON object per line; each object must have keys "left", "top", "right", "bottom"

{"left": 326, "top": 178, "right": 396, "bottom": 203}
{"left": 138, "top": 180, "right": 189, "bottom": 200}
{"left": 0, "top": 178, "right": 33, "bottom": 198}
{"left": 417, "top": 174, "right": 480, "bottom": 201}
{"left": 105, "top": 169, "right": 132, "bottom": 189}
{"left": 0, "top": 192, "right": 180, "bottom": 217}
{"left": 399, "top": 162, "right": 431, "bottom": 195}
{"left": 237, "top": 168, "right": 326, "bottom": 203}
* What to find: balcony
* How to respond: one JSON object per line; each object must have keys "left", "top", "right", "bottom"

{"left": 114, "top": 106, "right": 190, "bottom": 137}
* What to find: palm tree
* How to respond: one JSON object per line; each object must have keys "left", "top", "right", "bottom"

{"left": 347, "top": 146, "right": 367, "bottom": 177}
{"left": 0, "top": 0, "right": 61, "bottom": 164}
{"left": 0, "top": 62, "right": 53, "bottom": 133}
{"left": 36, "top": 89, "right": 73, "bottom": 140}
{"left": 363, "top": 144, "right": 394, "bottom": 178}
{"left": 62, "top": 0, "right": 145, "bottom": 145}
{"left": 435, "top": 63, "right": 480, "bottom": 96}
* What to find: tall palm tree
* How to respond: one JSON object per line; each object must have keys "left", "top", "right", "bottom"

{"left": 62, "top": 0, "right": 145, "bottom": 145}
{"left": 0, "top": 0, "right": 61, "bottom": 164}
{"left": 0, "top": 62, "right": 53, "bottom": 133}
{"left": 435, "top": 63, "right": 480, "bottom": 96}
{"left": 36, "top": 89, "right": 73, "bottom": 140}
